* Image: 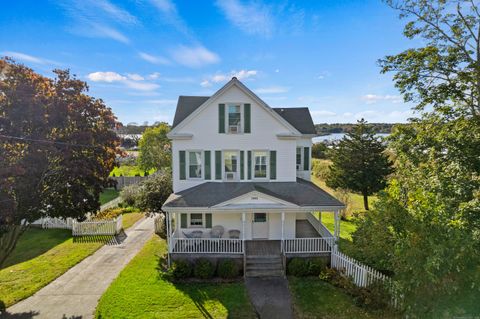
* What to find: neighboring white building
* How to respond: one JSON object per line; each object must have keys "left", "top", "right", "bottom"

{"left": 163, "top": 77, "right": 344, "bottom": 276}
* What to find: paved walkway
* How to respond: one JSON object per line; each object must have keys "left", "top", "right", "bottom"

{"left": 245, "top": 277, "right": 294, "bottom": 319}
{"left": 3, "top": 217, "right": 154, "bottom": 319}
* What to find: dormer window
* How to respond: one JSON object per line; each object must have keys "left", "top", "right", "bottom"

{"left": 228, "top": 104, "right": 241, "bottom": 133}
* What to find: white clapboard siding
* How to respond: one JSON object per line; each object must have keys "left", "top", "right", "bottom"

{"left": 72, "top": 215, "right": 122, "bottom": 236}
{"left": 171, "top": 238, "right": 244, "bottom": 254}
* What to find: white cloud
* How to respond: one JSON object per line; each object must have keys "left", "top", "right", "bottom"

{"left": 88, "top": 71, "right": 126, "bottom": 82}
{"left": 127, "top": 73, "right": 145, "bottom": 81}
{"left": 87, "top": 71, "right": 159, "bottom": 91}
{"left": 201, "top": 69, "right": 258, "bottom": 87}
{"left": 275, "top": 69, "right": 280, "bottom": 73}
{"left": 361, "top": 94, "right": 403, "bottom": 104}
{"left": 310, "top": 109, "right": 414, "bottom": 123}
{"left": 148, "top": 72, "right": 161, "bottom": 80}
{"left": 93, "top": 0, "right": 138, "bottom": 25}
{"left": 1, "top": 51, "right": 59, "bottom": 65}
{"left": 139, "top": 52, "right": 171, "bottom": 65}
{"left": 255, "top": 86, "right": 289, "bottom": 94}
{"left": 149, "top": 0, "right": 191, "bottom": 36}
{"left": 311, "top": 110, "right": 337, "bottom": 117}
{"left": 77, "top": 21, "right": 130, "bottom": 44}
{"left": 170, "top": 45, "right": 220, "bottom": 68}
{"left": 215, "top": 0, "right": 274, "bottom": 37}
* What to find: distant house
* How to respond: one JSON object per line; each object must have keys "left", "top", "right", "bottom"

{"left": 163, "top": 77, "right": 344, "bottom": 277}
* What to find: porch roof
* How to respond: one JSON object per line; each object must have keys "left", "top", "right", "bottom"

{"left": 163, "top": 179, "right": 344, "bottom": 209}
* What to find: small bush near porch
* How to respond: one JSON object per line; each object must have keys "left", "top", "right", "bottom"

{"left": 95, "top": 235, "right": 256, "bottom": 319}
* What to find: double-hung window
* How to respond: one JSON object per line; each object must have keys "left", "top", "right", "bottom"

{"left": 190, "top": 213, "right": 203, "bottom": 226}
{"left": 253, "top": 151, "right": 268, "bottom": 178}
{"left": 224, "top": 151, "right": 239, "bottom": 181}
{"left": 188, "top": 151, "right": 202, "bottom": 179}
{"left": 296, "top": 147, "right": 303, "bottom": 171}
{"left": 228, "top": 104, "right": 241, "bottom": 133}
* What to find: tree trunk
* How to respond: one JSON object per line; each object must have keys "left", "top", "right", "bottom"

{"left": 0, "top": 225, "right": 26, "bottom": 268}
{"left": 363, "top": 193, "right": 369, "bottom": 211}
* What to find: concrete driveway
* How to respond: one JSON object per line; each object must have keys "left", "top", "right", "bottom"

{"left": 2, "top": 216, "right": 154, "bottom": 319}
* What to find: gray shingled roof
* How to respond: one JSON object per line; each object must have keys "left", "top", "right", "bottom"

{"left": 172, "top": 96, "right": 209, "bottom": 128}
{"left": 163, "top": 179, "right": 344, "bottom": 208}
{"left": 273, "top": 107, "right": 316, "bottom": 134}
{"left": 171, "top": 96, "right": 316, "bottom": 134}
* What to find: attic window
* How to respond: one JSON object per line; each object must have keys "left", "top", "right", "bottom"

{"left": 228, "top": 104, "right": 241, "bottom": 133}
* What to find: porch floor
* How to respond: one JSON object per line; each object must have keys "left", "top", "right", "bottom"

{"left": 246, "top": 240, "right": 281, "bottom": 256}
{"left": 295, "top": 220, "right": 322, "bottom": 238}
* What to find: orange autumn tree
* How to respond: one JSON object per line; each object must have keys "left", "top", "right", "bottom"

{"left": 0, "top": 58, "right": 120, "bottom": 266}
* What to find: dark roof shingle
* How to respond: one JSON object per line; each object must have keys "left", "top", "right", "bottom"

{"left": 172, "top": 96, "right": 209, "bottom": 128}
{"left": 163, "top": 179, "right": 344, "bottom": 208}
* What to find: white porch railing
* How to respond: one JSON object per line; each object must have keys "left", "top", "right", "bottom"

{"left": 170, "top": 237, "right": 244, "bottom": 254}
{"left": 284, "top": 237, "right": 335, "bottom": 253}
{"left": 72, "top": 215, "right": 122, "bottom": 236}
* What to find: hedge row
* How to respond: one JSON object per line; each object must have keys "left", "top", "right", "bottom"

{"left": 287, "top": 257, "right": 328, "bottom": 276}
{"left": 170, "top": 259, "right": 240, "bottom": 279}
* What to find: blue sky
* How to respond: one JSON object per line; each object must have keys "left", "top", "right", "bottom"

{"left": 1, "top": 0, "right": 417, "bottom": 125}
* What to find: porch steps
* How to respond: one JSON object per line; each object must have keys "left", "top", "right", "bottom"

{"left": 245, "top": 255, "right": 284, "bottom": 277}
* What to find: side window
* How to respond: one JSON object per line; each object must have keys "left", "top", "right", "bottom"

{"left": 296, "top": 147, "right": 303, "bottom": 171}
{"left": 188, "top": 151, "right": 202, "bottom": 179}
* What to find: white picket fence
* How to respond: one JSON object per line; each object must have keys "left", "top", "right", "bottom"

{"left": 41, "top": 217, "right": 73, "bottom": 229}
{"left": 72, "top": 215, "right": 123, "bottom": 236}
{"left": 331, "top": 247, "right": 400, "bottom": 307}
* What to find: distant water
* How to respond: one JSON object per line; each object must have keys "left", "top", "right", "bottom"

{"left": 312, "top": 133, "right": 390, "bottom": 143}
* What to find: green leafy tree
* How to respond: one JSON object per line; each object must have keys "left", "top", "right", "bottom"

{"left": 326, "top": 119, "right": 393, "bottom": 210}
{"left": 351, "top": 1, "right": 480, "bottom": 316}
{"left": 0, "top": 58, "right": 119, "bottom": 266}
{"left": 137, "top": 123, "right": 171, "bottom": 171}
{"left": 135, "top": 170, "right": 173, "bottom": 214}
{"left": 311, "top": 142, "right": 328, "bottom": 159}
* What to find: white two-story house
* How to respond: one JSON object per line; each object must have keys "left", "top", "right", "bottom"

{"left": 163, "top": 77, "right": 344, "bottom": 276}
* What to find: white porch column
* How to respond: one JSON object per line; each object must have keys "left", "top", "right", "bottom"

{"left": 166, "top": 212, "right": 171, "bottom": 267}
{"left": 281, "top": 212, "right": 285, "bottom": 253}
{"left": 333, "top": 209, "right": 340, "bottom": 239}
{"left": 242, "top": 212, "right": 246, "bottom": 253}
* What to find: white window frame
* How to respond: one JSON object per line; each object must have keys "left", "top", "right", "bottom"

{"left": 187, "top": 150, "right": 203, "bottom": 180}
{"left": 223, "top": 150, "right": 240, "bottom": 182}
{"left": 296, "top": 147, "right": 303, "bottom": 171}
{"left": 226, "top": 103, "right": 243, "bottom": 134}
{"left": 189, "top": 213, "right": 204, "bottom": 228}
{"left": 252, "top": 150, "right": 269, "bottom": 180}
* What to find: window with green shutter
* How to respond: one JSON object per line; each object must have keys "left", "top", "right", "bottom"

{"left": 270, "top": 150, "right": 277, "bottom": 180}
{"left": 240, "top": 151, "right": 245, "bottom": 180}
{"left": 179, "top": 150, "right": 186, "bottom": 180}
{"left": 181, "top": 213, "right": 187, "bottom": 228}
{"left": 244, "top": 103, "right": 251, "bottom": 133}
{"left": 304, "top": 147, "right": 310, "bottom": 171}
{"left": 247, "top": 151, "right": 252, "bottom": 179}
{"left": 205, "top": 213, "right": 212, "bottom": 228}
{"left": 219, "top": 104, "right": 225, "bottom": 133}
{"left": 204, "top": 151, "right": 211, "bottom": 180}
{"left": 215, "top": 150, "right": 222, "bottom": 180}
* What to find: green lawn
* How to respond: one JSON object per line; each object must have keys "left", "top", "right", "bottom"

{"left": 99, "top": 188, "right": 120, "bottom": 205}
{"left": 289, "top": 277, "right": 398, "bottom": 319}
{"left": 0, "top": 228, "right": 103, "bottom": 307}
{"left": 96, "top": 235, "right": 256, "bottom": 319}
{"left": 122, "top": 212, "right": 144, "bottom": 229}
{"left": 110, "top": 165, "right": 155, "bottom": 177}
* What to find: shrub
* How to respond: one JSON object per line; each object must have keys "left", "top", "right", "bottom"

{"left": 154, "top": 214, "right": 167, "bottom": 239}
{"left": 93, "top": 206, "right": 140, "bottom": 220}
{"left": 353, "top": 280, "right": 391, "bottom": 310}
{"left": 333, "top": 189, "right": 352, "bottom": 219}
{"left": 307, "top": 258, "right": 328, "bottom": 276}
{"left": 287, "top": 258, "right": 309, "bottom": 276}
{"left": 194, "top": 259, "right": 215, "bottom": 279}
{"left": 171, "top": 260, "right": 192, "bottom": 279}
{"left": 120, "top": 184, "right": 140, "bottom": 206}
{"left": 312, "top": 142, "right": 329, "bottom": 159}
{"left": 135, "top": 171, "right": 172, "bottom": 213}
{"left": 217, "top": 259, "right": 239, "bottom": 279}
{"left": 311, "top": 159, "right": 331, "bottom": 180}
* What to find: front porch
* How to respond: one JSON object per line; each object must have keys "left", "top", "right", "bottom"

{"left": 166, "top": 211, "right": 340, "bottom": 257}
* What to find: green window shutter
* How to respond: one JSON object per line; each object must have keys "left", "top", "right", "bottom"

{"left": 179, "top": 151, "right": 186, "bottom": 180}
{"left": 205, "top": 213, "right": 212, "bottom": 228}
{"left": 215, "top": 151, "right": 222, "bottom": 180}
{"left": 244, "top": 103, "right": 251, "bottom": 133}
{"left": 304, "top": 147, "right": 310, "bottom": 171}
{"left": 204, "top": 151, "right": 211, "bottom": 180}
{"left": 240, "top": 151, "right": 245, "bottom": 180}
{"left": 219, "top": 104, "right": 225, "bottom": 133}
{"left": 247, "top": 151, "right": 252, "bottom": 179}
{"left": 270, "top": 151, "right": 277, "bottom": 180}
{"left": 181, "top": 213, "right": 187, "bottom": 228}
